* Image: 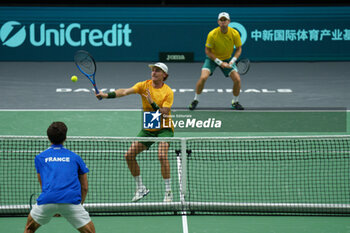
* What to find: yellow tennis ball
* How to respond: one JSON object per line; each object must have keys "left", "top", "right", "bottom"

{"left": 71, "top": 75, "right": 78, "bottom": 82}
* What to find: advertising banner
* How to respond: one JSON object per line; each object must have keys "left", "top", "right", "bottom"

{"left": 0, "top": 6, "right": 349, "bottom": 61}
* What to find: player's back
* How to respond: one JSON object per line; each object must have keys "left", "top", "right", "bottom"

{"left": 34, "top": 145, "right": 88, "bottom": 205}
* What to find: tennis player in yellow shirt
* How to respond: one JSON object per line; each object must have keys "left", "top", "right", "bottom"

{"left": 189, "top": 12, "right": 244, "bottom": 110}
{"left": 96, "top": 62, "right": 174, "bottom": 203}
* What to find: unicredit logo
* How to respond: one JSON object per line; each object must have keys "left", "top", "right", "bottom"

{"left": 0, "top": 21, "right": 26, "bottom": 47}
{"left": 0, "top": 21, "right": 132, "bottom": 48}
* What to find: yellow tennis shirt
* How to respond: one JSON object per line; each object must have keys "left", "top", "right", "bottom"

{"left": 205, "top": 27, "right": 242, "bottom": 60}
{"left": 132, "top": 80, "right": 174, "bottom": 131}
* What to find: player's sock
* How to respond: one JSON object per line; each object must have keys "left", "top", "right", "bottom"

{"left": 164, "top": 178, "right": 171, "bottom": 192}
{"left": 232, "top": 95, "right": 239, "bottom": 104}
{"left": 134, "top": 175, "right": 144, "bottom": 189}
{"left": 194, "top": 93, "right": 200, "bottom": 101}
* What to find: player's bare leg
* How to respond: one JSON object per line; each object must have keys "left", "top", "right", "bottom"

{"left": 24, "top": 214, "right": 41, "bottom": 233}
{"left": 125, "top": 141, "right": 147, "bottom": 176}
{"left": 189, "top": 69, "right": 211, "bottom": 110}
{"left": 195, "top": 69, "right": 211, "bottom": 95}
{"left": 158, "top": 142, "right": 173, "bottom": 202}
{"left": 230, "top": 71, "right": 244, "bottom": 110}
{"left": 158, "top": 142, "right": 170, "bottom": 179}
{"left": 78, "top": 221, "right": 96, "bottom": 233}
{"left": 125, "top": 142, "right": 149, "bottom": 202}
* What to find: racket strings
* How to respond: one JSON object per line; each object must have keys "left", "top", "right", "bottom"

{"left": 74, "top": 52, "right": 96, "bottom": 75}
{"left": 237, "top": 59, "right": 250, "bottom": 75}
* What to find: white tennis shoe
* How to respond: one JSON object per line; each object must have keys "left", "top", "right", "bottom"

{"left": 163, "top": 190, "right": 173, "bottom": 202}
{"left": 132, "top": 186, "right": 149, "bottom": 202}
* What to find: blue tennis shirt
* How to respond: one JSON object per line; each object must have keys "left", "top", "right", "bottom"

{"left": 35, "top": 144, "right": 89, "bottom": 205}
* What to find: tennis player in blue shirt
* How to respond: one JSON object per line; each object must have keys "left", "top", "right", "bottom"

{"left": 24, "top": 122, "right": 95, "bottom": 233}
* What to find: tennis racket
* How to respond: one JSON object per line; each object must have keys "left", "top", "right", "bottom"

{"left": 74, "top": 50, "right": 102, "bottom": 100}
{"left": 29, "top": 192, "right": 40, "bottom": 211}
{"left": 236, "top": 58, "right": 250, "bottom": 75}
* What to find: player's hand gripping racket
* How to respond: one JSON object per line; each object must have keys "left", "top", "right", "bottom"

{"left": 74, "top": 50, "right": 102, "bottom": 100}
{"left": 236, "top": 58, "right": 250, "bottom": 75}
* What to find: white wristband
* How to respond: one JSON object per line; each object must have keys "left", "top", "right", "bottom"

{"left": 214, "top": 58, "right": 223, "bottom": 66}
{"left": 230, "top": 57, "right": 237, "bottom": 64}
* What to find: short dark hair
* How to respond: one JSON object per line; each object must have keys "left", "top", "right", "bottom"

{"left": 47, "top": 122, "right": 68, "bottom": 144}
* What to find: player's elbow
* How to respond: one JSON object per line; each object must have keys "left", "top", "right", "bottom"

{"left": 160, "top": 107, "right": 170, "bottom": 116}
{"left": 116, "top": 89, "right": 130, "bottom": 97}
{"left": 205, "top": 47, "right": 212, "bottom": 55}
{"left": 121, "top": 90, "right": 129, "bottom": 96}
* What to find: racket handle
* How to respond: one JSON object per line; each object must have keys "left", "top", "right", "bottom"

{"left": 93, "top": 86, "right": 102, "bottom": 100}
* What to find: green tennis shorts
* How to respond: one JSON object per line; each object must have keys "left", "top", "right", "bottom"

{"left": 137, "top": 128, "right": 174, "bottom": 149}
{"left": 202, "top": 57, "right": 238, "bottom": 77}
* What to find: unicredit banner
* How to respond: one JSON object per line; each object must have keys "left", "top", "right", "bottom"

{"left": 0, "top": 6, "right": 349, "bottom": 61}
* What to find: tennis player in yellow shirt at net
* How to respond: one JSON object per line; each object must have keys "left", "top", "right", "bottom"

{"left": 96, "top": 62, "right": 174, "bottom": 202}
{"left": 189, "top": 12, "right": 244, "bottom": 110}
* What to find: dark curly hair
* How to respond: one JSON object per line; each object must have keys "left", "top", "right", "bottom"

{"left": 47, "top": 122, "right": 67, "bottom": 144}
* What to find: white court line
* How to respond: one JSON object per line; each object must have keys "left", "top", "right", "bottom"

{"left": 176, "top": 152, "right": 188, "bottom": 233}
{"left": 182, "top": 215, "right": 188, "bottom": 233}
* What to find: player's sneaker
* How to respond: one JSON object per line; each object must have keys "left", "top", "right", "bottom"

{"left": 163, "top": 190, "right": 173, "bottom": 202}
{"left": 189, "top": 100, "right": 199, "bottom": 110}
{"left": 132, "top": 186, "right": 149, "bottom": 202}
{"left": 231, "top": 101, "right": 244, "bottom": 110}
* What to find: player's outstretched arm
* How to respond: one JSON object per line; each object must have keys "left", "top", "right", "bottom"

{"left": 116, "top": 88, "right": 136, "bottom": 97}
{"left": 95, "top": 88, "right": 136, "bottom": 99}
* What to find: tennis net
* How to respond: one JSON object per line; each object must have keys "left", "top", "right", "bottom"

{"left": 0, "top": 135, "right": 349, "bottom": 216}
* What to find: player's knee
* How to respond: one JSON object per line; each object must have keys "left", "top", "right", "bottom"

{"left": 25, "top": 223, "right": 39, "bottom": 233}
{"left": 158, "top": 154, "right": 168, "bottom": 163}
{"left": 230, "top": 73, "right": 241, "bottom": 83}
{"left": 199, "top": 75, "right": 209, "bottom": 82}
{"left": 158, "top": 149, "right": 168, "bottom": 162}
{"left": 78, "top": 221, "right": 95, "bottom": 233}
{"left": 24, "top": 215, "right": 40, "bottom": 233}
{"left": 158, "top": 142, "right": 169, "bottom": 149}
{"left": 125, "top": 152, "right": 136, "bottom": 161}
